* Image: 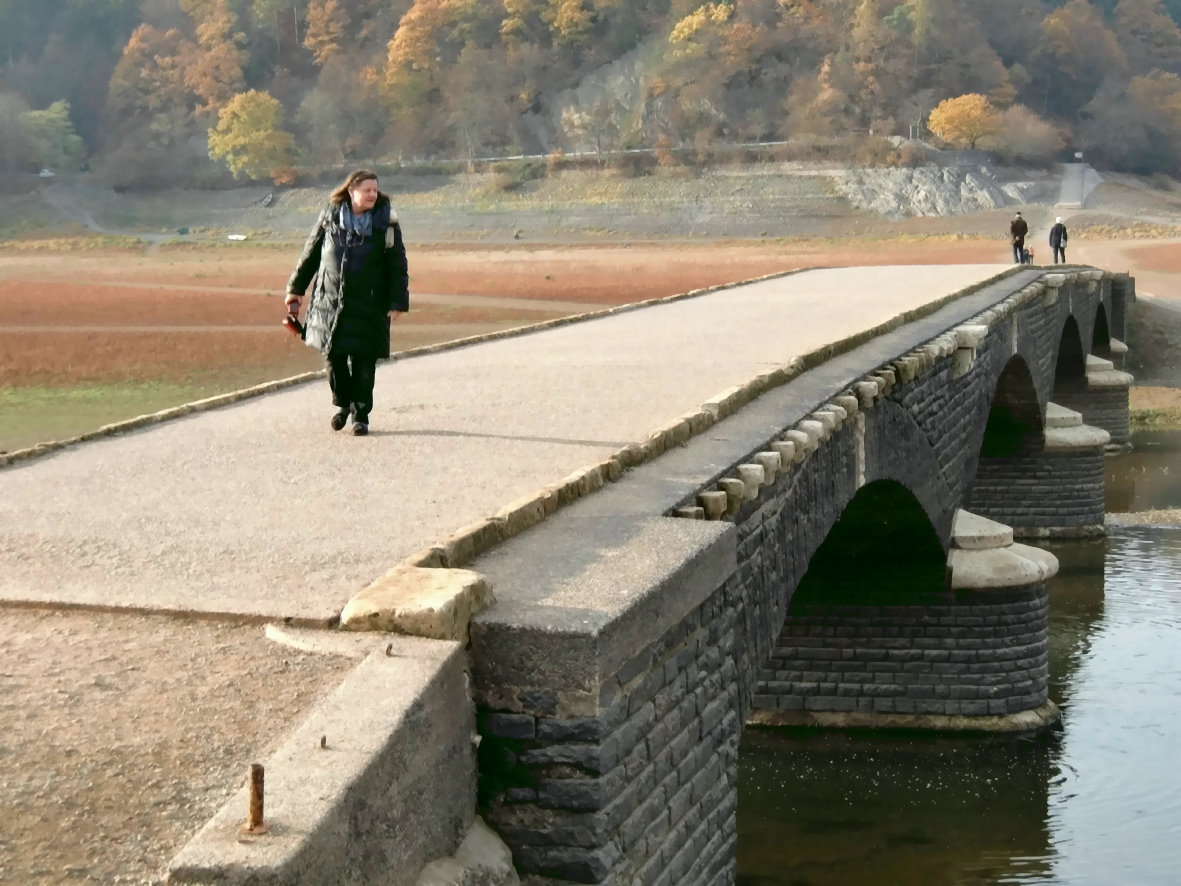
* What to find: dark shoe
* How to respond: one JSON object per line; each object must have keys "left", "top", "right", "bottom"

{"left": 330, "top": 410, "right": 350, "bottom": 431}
{"left": 352, "top": 422, "right": 369, "bottom": 436}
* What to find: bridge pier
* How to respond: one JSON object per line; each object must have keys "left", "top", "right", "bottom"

{"left": 750, "top": 510, "right": 1059, "bottom": 732}
{"left": 1054, "top": 354, "right": 1134, "bottom": 452}
{"left": 967, "top": 402, "right": 1110, "bottom": 539}
{"left": 463, "top": 266, "right": 1129, "bottom": 884}
{"left": 471, "top": 520, "right": 742, "bottom": 886}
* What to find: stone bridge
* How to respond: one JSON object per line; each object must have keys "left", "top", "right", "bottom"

{"left": 465, "top": 267, "right": 1132, "bottom": 884}
{"left": 1, "top": 263, "right": 1134, "bottom": 886}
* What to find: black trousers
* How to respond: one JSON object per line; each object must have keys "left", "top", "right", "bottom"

{"left": 1012, "top": 241, "right": 1025, "bottom": 263}
{"left": 326, "top": 354, "right": 377, "bottom": 423}
{"left": 1052, "top": 245, "right": 1066, "bottom": 263}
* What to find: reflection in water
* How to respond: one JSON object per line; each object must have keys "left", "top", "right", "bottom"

{"left": 1106, "top": 430, "right": 1181, "bottom": 512}
{"left": 737, "top": 527, "right": 1181, "bottom": 886}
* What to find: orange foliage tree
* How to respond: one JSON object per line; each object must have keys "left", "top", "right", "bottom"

{"left": 179, "top": 0, "right": 247, "bottom": 114}
{"left": 304, "top": 0, "right": 350, "bottom": 66}
{"left": 926, "top": 93, "right": 1001, "bottom": 148}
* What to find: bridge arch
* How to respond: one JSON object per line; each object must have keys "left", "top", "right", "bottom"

{"left": 979, "top": 355, "right": 1044, "bottom": 461}
{"left": 793, "top": 479, "right": 946, "bottom": 603}
{"left": 1092, "top": 303, "right": 1112, "bottom": 356}
{"left": 1052, "top": 315, "right": 1088, "bottom": 401}
{"left": 468, "top": 267, "right": 1131, "bottom": 884}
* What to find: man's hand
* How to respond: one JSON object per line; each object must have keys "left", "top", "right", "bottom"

{"left": 389, "top": 310, "right": 404, "bottom": 322}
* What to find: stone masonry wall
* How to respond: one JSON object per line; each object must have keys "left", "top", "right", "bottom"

{"left": 968, "top": 448, "right": 1106, "bottom": 532}
{"left": 755, "top": 586, "right": 1050, "bottom": 718}
{"left": 1056, "top": 385, "right": 1131, "bottom": 446}
{"left": 470, "top": 269, "right": 1131, "bottom": 885}
{"left": 477, "top": 580, "right": 742, "bottom": 886}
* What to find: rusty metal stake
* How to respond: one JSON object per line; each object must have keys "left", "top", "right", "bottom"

{"left": 241, "top": 763, "right": 269, "bottom": 835}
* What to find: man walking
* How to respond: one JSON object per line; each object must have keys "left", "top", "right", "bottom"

{"left": 1010, "top": 211, "right": 1029, "bottom": 264}
{"left": 1049, "top": 217, "right": 1069, "bottom": 264}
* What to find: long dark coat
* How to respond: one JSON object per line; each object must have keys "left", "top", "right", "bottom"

{"left": 1049, "top": 222, "right": 1068, "bottom": 248}
{"left": 286, "top": 195, "right": 409, "bottom": 359}
{"left": 1010, "top": 216, "right": 1029, "bottom": 246}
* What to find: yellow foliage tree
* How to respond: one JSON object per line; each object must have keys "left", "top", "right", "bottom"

{"left": 207, "top": 90, "right": 295, "bottom": 182}
{"left": 926, "top": 93, "right": 1001, "bottom": 148}
{"left": 545, "top": 0, "right": 593, "bottom": 46}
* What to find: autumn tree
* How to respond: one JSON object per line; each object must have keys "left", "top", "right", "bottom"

{"left": 926, "top": 93, "right": 1001, "bottom": 148}
{"left": 1113, "top": 0, "right": 1181, "bottom": 75}
{"left": 304, "top": 0, "right": 350, "bottom": 66}
{"left": 442, "top": 42, "right": 519, "bottom": 164}
{"left": 179, "top": 0, "right": 247, "bottom": 114}
{"left": 1038, "top": 0, "right": 1127, "bottom": 116}
{"left": 990, "top": 104, "right": 1064, "bottom": 163}
{"left": 207, "top": 89, "right": 295, "bottom": 181}
{"left": 501, "top": 0, "right": 549, "bottom": 46}
{"left": 107, "top": 25, "right": 193, "bottom": 146}
{"left": 849, "top": 0, "right": 916, "bottom": 130}
{"left": 297, "top": 59, "right": 389, "bottom": 162}
{"left": 0, "top": 91, "right": 33, "bottom": 172}
{"left": 387, "top": 0, "right": 499, "bottom": 75}
{"left": 1081, "top": 70, "right": 1181, "bottom": 172}
{"left": 545, "top": 0, "right": 593, "bottom": 46}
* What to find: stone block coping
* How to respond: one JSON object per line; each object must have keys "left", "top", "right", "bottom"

{"left": 168, "top": 635, "right": 475, "bottom": 886}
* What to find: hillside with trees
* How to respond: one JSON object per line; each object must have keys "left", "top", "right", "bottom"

{"left": 3, "top": 0, "right": 1181, "bottom": 187}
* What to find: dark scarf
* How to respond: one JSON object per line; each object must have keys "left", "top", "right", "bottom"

{"left": 339, "top": 203, "right": 373, "bottom": 237}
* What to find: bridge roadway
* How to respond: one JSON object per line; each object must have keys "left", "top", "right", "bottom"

{"left": 0, "top": 265, "right": 1002, "bottom": 625}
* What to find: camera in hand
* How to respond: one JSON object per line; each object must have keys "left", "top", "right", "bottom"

{"left": 282, "top": 312, "right": 305, "bottom": 336}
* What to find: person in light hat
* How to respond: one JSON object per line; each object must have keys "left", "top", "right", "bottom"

{"left": 1049, "top": 216, "right": 1069, "bottom": 264}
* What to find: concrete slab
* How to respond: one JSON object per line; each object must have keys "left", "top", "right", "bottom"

{"left": 0, "top": 265, "right": 1004, "bottom": 623}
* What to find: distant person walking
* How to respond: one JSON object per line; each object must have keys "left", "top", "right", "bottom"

{"left": 284, "top": 170, "right": 409, "bottom": 436}
{"left": 1009, "top": 211, "right": 1029, "bottom": 264}
{"left": 1049, "top": 217, "right": 1069, "bottom": 264}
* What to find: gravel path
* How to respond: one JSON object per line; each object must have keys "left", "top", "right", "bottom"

{"left": 0, "top": 609, "right": 354, "bottom": 885}
{"left": 0, "top": 265, "right": 1003, "bottom": 624}
{"left": 0, "top": 264, "right": 1004, "bottom": 882}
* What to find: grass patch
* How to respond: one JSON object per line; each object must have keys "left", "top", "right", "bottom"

{"left": 1130, "top": 407, "right": 1181, "bottom": 430}
{"left": 0, "top": 233, "right": 145, "bottom": 251}
{"left": 0, "top": 374, "right": 310, "bottom": 454}
{"left": 1075, "top": 221, "right": 1181, "bottom": 239}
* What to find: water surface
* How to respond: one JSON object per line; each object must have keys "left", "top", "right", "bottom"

{"left": 738, "top": 467, "right": 1181, "bottom": 885}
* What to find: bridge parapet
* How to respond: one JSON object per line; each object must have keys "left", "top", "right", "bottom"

{"left": 463, "top": 265, "right": 1133, "bottom": 884}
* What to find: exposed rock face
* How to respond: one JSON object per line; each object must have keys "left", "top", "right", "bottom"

{"left": 835, "top": 166, "right": 1053, "bottom": 218}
